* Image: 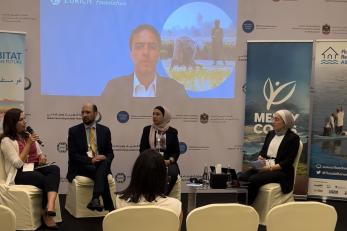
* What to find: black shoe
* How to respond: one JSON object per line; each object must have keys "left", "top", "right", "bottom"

{"left": 105, "top": 207, "right": 115, "bottom": 212}
{"left": 104, "top": 205, "right": 115, "bottom": 212}
{"left": 87, "top": 198, "right": 104, "bottom": 212}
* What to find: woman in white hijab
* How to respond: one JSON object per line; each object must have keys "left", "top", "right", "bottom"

{"left": 239, "top": 109, "right": 300, "bottom": 204}
{"left": 140, "top": 106, "right": 181, "bottom": 195}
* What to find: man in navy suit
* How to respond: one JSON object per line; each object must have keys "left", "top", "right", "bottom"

{"left": 67, "top": 102, "right": 115, "bottom": 211}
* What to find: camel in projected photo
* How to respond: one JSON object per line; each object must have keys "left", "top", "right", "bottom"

{"left": 170, "top": 36, "right": 203, "bottom": 71}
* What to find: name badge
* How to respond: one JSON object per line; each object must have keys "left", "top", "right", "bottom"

{"left": 87, "top": 150, "right": 93, "bottom": 158}
{"left": 23, "top": 163, "right": 34, "bottom": 172}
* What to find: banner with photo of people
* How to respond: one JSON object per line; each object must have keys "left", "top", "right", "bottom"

{"left": 0, "top": 31, "right": 25, "bottom": 132}
{"left": 244, "top": 41, "right": 312, "bottom": 194}
{"left": 309, "top": 40, "right": 347, "bottom": 199}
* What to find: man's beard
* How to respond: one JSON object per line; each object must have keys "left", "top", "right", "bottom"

{"left": 83, "top": 118, "right": 94, "bottom": 125}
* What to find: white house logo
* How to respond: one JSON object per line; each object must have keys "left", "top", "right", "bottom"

{"left": 50, "top": 0, "right": 61, "bottom": 5}
{"left": 263, "top": 78, "right": 296, "bottom": 110}
{"left": 321, "top": 47, "right": 338, "bottom": 64}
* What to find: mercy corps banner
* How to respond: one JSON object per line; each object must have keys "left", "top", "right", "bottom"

{"left": 309, "top": 40, "right": 347, "bottom": 199}
{"left": 0, "top": 31, "right": 25, "bottom": 132}
{"left": 244, "top": 41, "right": 312, "bottom": 194}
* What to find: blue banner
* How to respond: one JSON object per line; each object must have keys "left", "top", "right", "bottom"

{"left": 244, "top": 41, "right": 312, "bottom": 193}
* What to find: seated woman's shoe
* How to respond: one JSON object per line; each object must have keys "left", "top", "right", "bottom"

{"left": 42, "top": 212, "right": 58, "bottom": 230}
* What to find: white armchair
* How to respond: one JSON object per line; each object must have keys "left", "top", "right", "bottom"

{"left": 187, "top": 203, "right": 259, "bottom": 231}
{"left": 252, "top": 140, "right": 303, "bottom": 225}
{"left": 103, "top": 206, "right": 180, "bottom": 231}
{"left": 168, "top": 175, "right": 181, "bottom": 201}
{"left": 0, "top": 205, "right": 16, "bottom": 231}
{"left": 65, "top": 174, "right": 117, "bottom": 218}
{"left": 266, "top": 201, "right": 337, "bottom": 231}
{"left": 0, "top": 150, "right": 62, "bottom": 230}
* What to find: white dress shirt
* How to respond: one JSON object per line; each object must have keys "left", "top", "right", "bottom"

{"left": 267, "top": 134, "right": 285, "bottom": 159}
{"left": 266, "top": 134, "right": 285, "bottom": 167}
{"left": 133, "top": 73, "right": 157, "bottom": 97}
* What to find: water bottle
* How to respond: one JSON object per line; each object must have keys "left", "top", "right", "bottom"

{"left": 202, "top": 165, "right": 209, "bottom": 187}
{"left": 226, "top": 165, "right": 232, "bottom": 187}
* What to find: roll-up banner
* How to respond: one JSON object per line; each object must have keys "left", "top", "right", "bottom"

{"left": 309, "top": 40, "right": 347, "bottom": 199}
{"left": 0, "top": 31, "right": 25, "bottom": 132}
{"left": 244, "top": 41, "right": 313, "bottom": 195}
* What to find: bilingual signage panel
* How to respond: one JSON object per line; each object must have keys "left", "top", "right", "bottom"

{"left": 309, "top": 40, "right": 347, "bottom": 199}
{"left": 0, "top": 31, "right": 25, "bottom": 132}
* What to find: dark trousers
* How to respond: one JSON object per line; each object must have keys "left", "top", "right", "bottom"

{"left": 77, "top": 160, "right": 114, "bottom": 210}
{"left": 323, "top": 127, "right": 332, "bottom": 136}
{"left": 166, "top": 163, "right": 179, "bottom": 195}
{"left": 15, "top": 164, "right": 60, "bottom": 208}
{"left": 238, "top": 169, "right": 285, "bottom": 205}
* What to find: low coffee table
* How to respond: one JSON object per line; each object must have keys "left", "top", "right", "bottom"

{"left": 186, "top": 184, "right": 248, "bottom": 212}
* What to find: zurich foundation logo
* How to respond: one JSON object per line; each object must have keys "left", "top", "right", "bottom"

{"left": 117, "top": 111, "right": 129, "bottom": 123}
{"left": 50, "top": 0, "right": 61, "bottom": 5}
{"left": 263, "top": 78, "right": 296, "bottom": 110}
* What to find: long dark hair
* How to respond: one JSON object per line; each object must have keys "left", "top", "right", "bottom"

{"left": 118, "top": 149, "right": 167, "bottom": 203}
{"left": 0, "top": 108, "right": 23, "bottom": 142}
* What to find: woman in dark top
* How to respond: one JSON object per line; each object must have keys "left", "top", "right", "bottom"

{"left": 140, "top": 106, "right": 180, "bottom": 195}
{"left": 239, "top": 109, "right": 300, "bottom": 204}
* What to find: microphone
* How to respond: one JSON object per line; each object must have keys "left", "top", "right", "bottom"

{"left": 26, "top": 126, "right": 44, "bottom": 146}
